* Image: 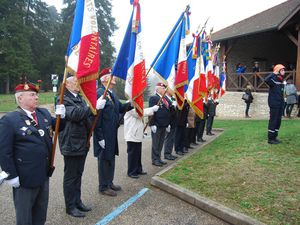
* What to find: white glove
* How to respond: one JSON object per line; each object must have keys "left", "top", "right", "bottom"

{"left": 283, "top": 80, "right": 287, "bottom": 85}
{"left": 96, "top": 96, "right": 106, "bottom": 110}
{"left": 5, "top": 176, "right": 20, "bottom": 188}
{"left": 172, "top": 101, "right": 177, "bottom": 107}
{"left": 150, "top": 125, "right": 157, "bottom": 133}
{"left": 98, "top": 139, "right": 105, "bottom": 149}
{"left": 55, "top": 104, "right": 66, "bottom": 118}
{"left": 152, "top": 105, "right": 159, "bottom": 112}
{"left": 166, "top": 125, "right": 171, "bottom": 133}
{"left": 186, "top": 123, "right": 189, "bottom": 128}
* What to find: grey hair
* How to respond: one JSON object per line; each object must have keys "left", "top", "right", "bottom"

{"left": 66, "top": 76, "right": 75, "bottom": 83}
{"left": 15, "top": 92, "right": 23, "bottom": 106}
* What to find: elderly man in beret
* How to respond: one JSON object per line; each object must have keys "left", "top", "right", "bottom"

{"left": 93, "top": 73, "right": 131, "bottom": 197}
{"left": 58, "top": 76, "right": 106, "bottom": 217}
{"left": 0, "top": 82, "right": 66, "bottom": 225}
{"left": 148, "top": 82, "right": 173, "bottom": 167}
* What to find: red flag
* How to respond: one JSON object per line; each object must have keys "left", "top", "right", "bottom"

{"left": 66, "top": 0, "right": 99, "bottom": 115}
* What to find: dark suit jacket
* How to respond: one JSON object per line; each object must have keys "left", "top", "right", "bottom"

{"left": 148, "top": 94, "right": 171, "bottom": 127}
{"left": 58, "top": 89, "right": 92, "bottom": 156}
{"left": 93, "top": 86, "right": 129, "bottom": 160}
{"left": 0, "top": 107, "right": 56, "bottom": 188}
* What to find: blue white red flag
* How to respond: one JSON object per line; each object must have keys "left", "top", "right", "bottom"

{"left": 186, "top": 33, "right": 206, "bottom": 119}
{"left": 219, "top": 56, "right": 226, "bottom": 97}
{"left": 151, "top": 6, "right": 190, "bottom": 110}
{"left": 66, "top": 0, "right": 99, "bottom": 115}
{"left": 112, "top": 0, "right": 147, "bottom": 117}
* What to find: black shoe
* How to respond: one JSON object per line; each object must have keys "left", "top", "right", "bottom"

{"left": 165, "top": 155, "right": 175, "bottom": 160}
{"left": 275, "top": 138, "right": 281, "bottom": 143}
{"left": 110, "top": 184, "right": 122, "bottom": 191}
{"left": 207, "top": 132, "right": 214, "bottom": 136}
{"left": 191, "top": 142, "right": 198, "bottom": 146}
{"left": 199, "top": 138, "right": 206, "bottom": 142}
{"left": 176, "top": 151, "right": 184, "bottom": 156}
{"left": 268, "top": 139, "right": 280, "bottom": 144}
{"left": 77, "top": 203, "right": 91, "bottom": 212}
{"left": 159, "top": 159, "right": 167, "bottom": 165}
{"left": 138, "top": 171, "right": 147, "bottom": 175}
{"left": 66, "top": 208, "right": 86, "bottom": 217}
{"left": 183, "top": 148, "right": 189, "bottom": 153}
{"left": 152, "top": 161, "right": 163, "bottom": 167}
{"left": 128, "top": 174, "right": 139, "bottom": 179}
{"left": 187, "top": 146, "right": 194, "bottom": 149}
{"left": 170, "top": 154, "right": 178, "bottom": 159}
{"left": 100, "top": 188, "right": 117, "bottom": 197}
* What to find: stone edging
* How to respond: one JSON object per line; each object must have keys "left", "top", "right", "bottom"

{"left": 150, "top": 129, "right": 266, "bottom": 225}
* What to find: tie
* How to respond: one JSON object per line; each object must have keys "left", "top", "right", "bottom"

{"left": 31, "top": 112, "right": 38, "bottom": 125}
{"left": 162, "top": 97, "right": 169, "bottom": 109}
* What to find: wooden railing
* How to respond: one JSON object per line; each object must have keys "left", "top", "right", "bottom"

{"left": 226, "top": 71, "right": 296, "bottom": 92}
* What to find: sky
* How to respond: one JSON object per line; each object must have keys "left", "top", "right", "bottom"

{"left": 44, "top": 0, "right": 286, "bottom": 67}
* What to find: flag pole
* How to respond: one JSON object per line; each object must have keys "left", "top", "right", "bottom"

{"left": 86, "top": 75, "right": 113, "bottom": 148}
{"left": 49, "top": 66, "right": 68, "bottom": 176}
{"left": 145, "top": 5, "right": 190, "bottom": 77}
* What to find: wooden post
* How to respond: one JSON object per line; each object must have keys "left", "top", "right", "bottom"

{"left": 296, "top": 24, "right": 300, "bottom": 90}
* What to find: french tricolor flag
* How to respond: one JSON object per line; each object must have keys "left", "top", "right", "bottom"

{"left": 151, "top": 6, "right": 190, "bottom": 110}
{"left": 112, "top": 0, "right": 147, "bottom": 117}
{"left": 219, "top": 57, "right": 227, "bottom": 97}
{"left": 66, "top": 0, "right": 100, "bottom": 114}
{"left": 186, "top": 33, "right": 206, "bottom": 119}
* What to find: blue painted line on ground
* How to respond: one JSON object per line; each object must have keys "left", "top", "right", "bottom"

{"left": 95, "top": 187, "right": 149, "bottom": 225}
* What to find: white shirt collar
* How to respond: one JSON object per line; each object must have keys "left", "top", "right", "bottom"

{"left": 22, "top": 108, "right": 35, "bottom": 119}
{"left": 69, "top": 91, "right": 78, "bottom": 98}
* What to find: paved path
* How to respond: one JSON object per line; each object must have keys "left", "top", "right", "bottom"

{"left": 0, "top": 124, "right": 228, "bottom": 225}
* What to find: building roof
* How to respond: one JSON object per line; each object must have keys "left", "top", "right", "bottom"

{"left": 212, "top": 0, "right": 300, "bottom": 42}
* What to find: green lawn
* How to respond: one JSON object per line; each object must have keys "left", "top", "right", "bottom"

{"left": 0, "top": 92, "right": 57, "bottom": 112}
{"left": 162, "top": 119, "right": 300, "bottom": 225}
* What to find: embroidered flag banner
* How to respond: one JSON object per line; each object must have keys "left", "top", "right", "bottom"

{"left": 151, "top": 6, "right": 190, "bottom": 110}
{"left": 186, "top": 33, "right": 205, "bottom": 119}
{"left": 66, "top": 0, "right": 100, "bottom": 115}
{"left": 112, "top": 0, "right": 147, "bottom": 117}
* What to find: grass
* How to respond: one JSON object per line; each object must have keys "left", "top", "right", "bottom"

{"left": 0, "top": 92, "right": 57, "bottom": 112}
{"left": 162, "top": 119, "right": 300, "bottom": 225}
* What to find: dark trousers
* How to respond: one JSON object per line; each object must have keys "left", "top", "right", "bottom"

{"left": 196, "top": 120, "right": 206, "bottom": 140}
{"left": 175, "top": 126, "right": 185, "bottom": 153}
{"left": 163, "top": 127, "right": 175, "bottom": 156}
{"left": 151, "top": 127, "right": 166, "bottom": 163}
{"left": 206, "top": 116, "right": 214, "bottom": 134}
{"left": 63, "top": 154, "right": 86, "bottom": 210}
{"left": 184, "top": 127, "right": 192, "bottom": 147}
{"left": 268, "top": 107, "right": 282, "bottom": 140}
{"left": 13, "top": 179, "right": 49, "bottom": 225}
{"left": 282, "top": 102, "right": 287, "bottom": 116}
{"left": 245, "top": 102, "right": 251, "bottom": 116}
{"left": 97, "top": 156, "right": 115, "bottom": 192}
{"left": 286, "top": 104, "right": 294, "bottom": 117}
{"left": 127, "top": 141, "right": 143, "bottom": 176}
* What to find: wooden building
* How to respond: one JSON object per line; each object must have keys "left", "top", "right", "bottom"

{"left": 212, "top": 0, "right": 300, "bottom": 92}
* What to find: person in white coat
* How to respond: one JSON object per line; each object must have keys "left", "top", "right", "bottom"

{"left": 124, "top": 105, "right": 159, "bottom": 178}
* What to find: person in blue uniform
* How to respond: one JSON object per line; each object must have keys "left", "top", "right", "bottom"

{"left": 148, "top": 83, "right": 172, "bottom": 166}
{"left": 0, "top": 82, "right": 65, "bottom": 225}
{"left": 264, "top": 64, "right": 285, "bottom": 144}
{"left": 93, "top": 74, "right": 131, "bottom": 197}
{"left": 58, "top": 76, "right": 106, "bottom": 217}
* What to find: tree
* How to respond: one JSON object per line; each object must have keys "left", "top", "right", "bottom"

{"left": 0, "top": 0, "right": 118, "bottom": 93}
{"left": 0, "top": 0, "right": 36, "bottom": 93}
